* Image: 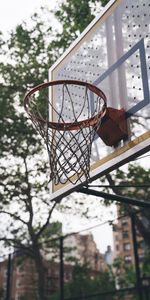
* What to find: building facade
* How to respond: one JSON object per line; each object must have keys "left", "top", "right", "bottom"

{"left": 64, "top": 233, "right": 107, "bottom": 272}
{"left": 113, "top": 213, "right": 146, "bottom": 266}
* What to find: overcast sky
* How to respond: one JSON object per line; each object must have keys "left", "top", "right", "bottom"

{"left": 0, "top": 0, "right": 57, "bottom": 34}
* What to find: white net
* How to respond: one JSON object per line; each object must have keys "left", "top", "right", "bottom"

{"left": 24, "top": 81, "right": 106, "bottom": 185}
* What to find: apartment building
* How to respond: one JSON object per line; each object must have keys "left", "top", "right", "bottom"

{"left": 113, "top": 213, "right": 146, "bottom": 265}
{"left": 63, "top": 233, "right": 107, "bottom": 272}
{"left": 0, "top": 256, "right": 38, "bottom": 300}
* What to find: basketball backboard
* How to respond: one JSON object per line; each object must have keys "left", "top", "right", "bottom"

{"left": 49, "top": 0, "right": 150, "bottom": 201}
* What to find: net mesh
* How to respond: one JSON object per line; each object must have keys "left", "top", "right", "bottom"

{"left": 24, "top": 81, "right": 106, "bottom": 185}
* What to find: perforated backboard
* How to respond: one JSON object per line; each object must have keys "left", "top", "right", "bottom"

{"left": 49, "top": 0, "right": 150, "bottom": 201}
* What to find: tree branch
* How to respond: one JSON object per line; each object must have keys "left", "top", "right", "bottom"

{"left": 0, "top": 210, "right": 27, "bottom": 225}
{"left": 0, "top": 237, "right": 33, "bottom": 256}
{"left": 133, "top": 213, "right": 150, "bottom": 247}
{"left": 36, "top": 201, "right": 58, "bottom": 238}
{"left": 106, "top": 173, "right": 122, "bottom": 195}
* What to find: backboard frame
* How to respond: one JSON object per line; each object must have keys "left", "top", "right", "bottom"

{"left": 49, "top": 0, "right": 150, "bottom": 202}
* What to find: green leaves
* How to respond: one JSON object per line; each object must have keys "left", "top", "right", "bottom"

{"left": 51, "top": 0, "right": 100, "bottom": 53}
{"left": 51, "top": 263, "right": 115, "bottom": 299}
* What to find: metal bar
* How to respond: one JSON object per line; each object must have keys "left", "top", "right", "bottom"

{"left": 131, "top": 213, "right": 143, "bottom": 300}
{"left": 6, "top": 254, "right": 11, "bottom": 300}
{"left": 87, "top": 184, "right": 150, "bottom": 188}
{"left": 144, "top": 286, "right": 150, "bottom": 300}
{"left": 60, "top": 237, "right": 64, "bottom": 300}
{"left": 79, "top": 188, "right": 150, "bottom": 208}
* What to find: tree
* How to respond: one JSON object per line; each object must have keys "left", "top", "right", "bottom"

{"left": 0, "top": 1, "right": 111, "bottom": 299}
{"left": 51, "top": 263, "right": 115, "bottom": 300}
{"left": 111, "top": 252, "right": 150, "bottom": 300}
{"left": 0, "top": 17, "right": 58, "bottom": 300}
{"left": 112, "top": 257, "right": 136, "bottom": 288}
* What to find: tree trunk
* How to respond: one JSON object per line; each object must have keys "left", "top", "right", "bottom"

{"left": 33, "top": 246, "right": 47, "bottom": 300}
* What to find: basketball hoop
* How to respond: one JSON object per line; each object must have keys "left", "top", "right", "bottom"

{"left": 24, "top": 80, "right": 107, "bottom": 185}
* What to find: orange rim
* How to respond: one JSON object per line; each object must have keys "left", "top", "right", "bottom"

{"left": 24, "top": 80, "right": 107, "bottom": 130}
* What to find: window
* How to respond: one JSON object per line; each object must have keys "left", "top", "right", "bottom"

{"left": 138, "top": 240, "right": 145, "bottom": 249}
{"left": 17, "top": 265, "right": 24, "bottom": 273}
{"left": 136, "top": 229, "right": 141, "bottom": 236}
{"left": 115, "top": 235, "right": 119, "bottom": 241}
{"left": 46, "top": 276, "right": 51, "bottom": 289}
{"left": 15, "top": 294, "right": 23, "bottom": 300}
{"left": 123, "top": 243, "right": 131, "bottom": 251}
{"left": 124, "top": 255, "right": 132, "bottom": 263}
{"left": 15, "top": 294, "right": 19, "bottom": 300}
{"left": 65, "top": 272, "right": 72, "bottom": 281}
{"left": 122, "top": 218, "right": 129, "bottom": 226}
{"left": 122, "top": 231, "right": 129, "bottom": 238}
{"left": 139, "top": 254, "right": 145, "bottom": 262}
{"left": 16, "top": 279, "right": 23, "bottom": 288}
{"left": 113, "top": 224, "right": 118, "bottom": 232}
{"left": 2, "top": 269, "right": 7, "bottom": 278}
{"left": 116, "top": 244, "right": 119, "bottom": 251}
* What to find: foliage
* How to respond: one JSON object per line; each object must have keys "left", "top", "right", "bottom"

{"left": 142, "top": 250, "right": 150, "bottom": 277}
{"left": 50, "top": 0, "right": 110, "bottom": 53}
{"left": 112, "top": 257, "right": 136, "bottom": 288}
{"left": 50, "top": 263, "right": 115, "bottom": 299}
{"left": 111, "top": 253, "right": 150, "bottom": 300}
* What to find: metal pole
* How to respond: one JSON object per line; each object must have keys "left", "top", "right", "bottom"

{"left": 144, "top": 283, "right": 149, "bottom": 300}
{"left": 79, "top": 188, "right": 150, "bottom": 208}
{"left": 60, "top": 237, "right": 64, "bottom": 300}
{"left": 131, "top": 213, "right": 143, "bottom": 300}
{"left": 6, "top": 254, "right": 11, "bottom": 300}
